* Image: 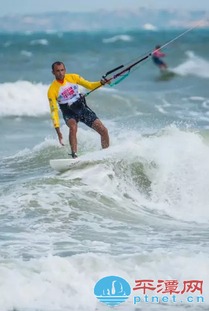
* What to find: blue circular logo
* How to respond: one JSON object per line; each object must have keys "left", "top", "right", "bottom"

{"left": 94, "top": 275, "right": 131, "bottom": 307}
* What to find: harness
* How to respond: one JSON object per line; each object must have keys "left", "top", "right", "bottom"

{"left": 59, "top": 95, "right": 87, "bottom": 115}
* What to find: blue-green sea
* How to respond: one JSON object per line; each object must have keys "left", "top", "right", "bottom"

{"left": 0, "top": 29, "right": 209, "bottom": 311}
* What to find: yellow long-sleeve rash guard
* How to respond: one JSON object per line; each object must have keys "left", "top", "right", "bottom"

{"left": 47, "top": 73, "right": 102, "bottom": 128}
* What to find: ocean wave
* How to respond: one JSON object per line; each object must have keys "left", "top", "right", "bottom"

{"left": 30, "top": 39, "right": 49, "bottom": 46}
{"left": 172, "top": 51, "right": 209, "bottom": 78}
{"left": 0, "top": 81, "right": 49, "bottom": 117}
{"left": 0, "top": 252, "right": 208, "bottom": 311}
{"left": 102, "top": 34, "right": 133, "bottom": 43}
{"left": 2, "top": 126, "right": 209, "bottom": 224}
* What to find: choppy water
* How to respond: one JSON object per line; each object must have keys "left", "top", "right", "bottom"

{"left": 0, "top": 29, "right": 209, "bottom": 311}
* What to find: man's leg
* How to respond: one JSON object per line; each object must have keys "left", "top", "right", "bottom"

{"left": 92, "top": 119, "right": 109, "bottom": 149}
{"left": 66, "top": 118, "right": 78, "bottom": 154}
{"left": 159, "top": 59, "right": 167, "bottom": 70}
{"left": 160, "top": 63, "right": 167, "bottom": 70}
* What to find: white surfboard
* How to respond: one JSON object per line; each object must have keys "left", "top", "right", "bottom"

{"left": 50, "top": 149, "right": 112, "bottom": 173}
{"left": 50, "top": 158, "right": 85, "bottom": 172}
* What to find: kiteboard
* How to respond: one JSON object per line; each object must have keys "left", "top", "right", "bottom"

{"left": 49, "top": 149, "right": 108, "bottom": 172}
{"left": 158, "top": 68, "right": 176, "bottom": 81}
{"left": 49, "top": 158, "right": 90, "bottom": 172}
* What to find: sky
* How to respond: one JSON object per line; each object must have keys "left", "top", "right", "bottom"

{"left": 0, "top": 0, "right": 209, "bottom": 16}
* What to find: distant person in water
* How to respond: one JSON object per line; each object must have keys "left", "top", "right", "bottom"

{"left": 152, "top": 45, "right": 167, "bottom": 70}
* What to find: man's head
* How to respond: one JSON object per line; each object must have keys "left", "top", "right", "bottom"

{"left": 51, "top": 61, "right": 66, "bottom": 81}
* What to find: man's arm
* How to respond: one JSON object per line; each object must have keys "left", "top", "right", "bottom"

{"left": 55, "top": 127, "right": 64, "bottom": 146}
{"left": 47, "top": 88, "right": 64, "bottom": 146}
{"left": 72, "top": 74, "right": 103, "bottom": 90}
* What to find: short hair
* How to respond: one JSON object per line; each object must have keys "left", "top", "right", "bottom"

{"left": 51, "top": 61, "right": 65, "bottom": 71}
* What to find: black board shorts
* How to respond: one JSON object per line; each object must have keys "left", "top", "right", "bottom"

{"left": 152, "top": 56, "right": 165, "bottom": 66}
{"left": 59, "top": 97, "right": 98, "bottom": 128}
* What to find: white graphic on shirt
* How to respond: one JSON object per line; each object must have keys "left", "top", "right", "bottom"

{"left": 58, "top": 83, "right": 80, "bottom": 105}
